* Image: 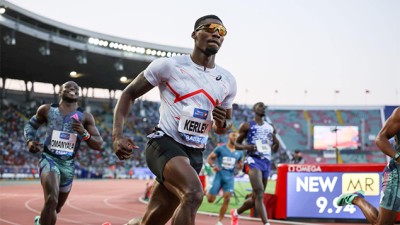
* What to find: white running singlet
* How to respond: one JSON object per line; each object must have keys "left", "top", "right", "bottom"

{"left": 144, "top": 55, "right": 237, "bottom": 148}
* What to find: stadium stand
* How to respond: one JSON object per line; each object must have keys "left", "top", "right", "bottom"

{"left": 0, "top": 1, "right": 388, "bottom": 180}
{"left": 0, "top": 91, "right": 387, "bottom": 180}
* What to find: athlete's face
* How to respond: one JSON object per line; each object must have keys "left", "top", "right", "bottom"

{"left": 192, "top": 18, "right": 225, "bottom": 56}
{"left": 254, "top": 103, "right": 267, "bottom": 117}
{"left": 228, "top": 132, "right": 238, "bottom": 144}
{"left": 60, "top": 81, "right": 80, "bottom": 103}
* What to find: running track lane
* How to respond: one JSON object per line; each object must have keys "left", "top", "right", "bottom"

{"left": 0, "top": 179, "right": 368, "bottom": 225}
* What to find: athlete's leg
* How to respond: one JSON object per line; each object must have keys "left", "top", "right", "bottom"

{"left": 248, "top": 168, "right": 269, "bottom": 223}
{"left": 206, "top": 192, "right": 217, "bottom": 203}
{"left": 219, "top": 191, "right": 232, "bottom": 222}
{"left": 39, "top": 171, "right": 60, "bottom": 225}
{"left": 357, "top": 160, "right": 400, "bottom": 225}
{"left": 352, "top": 197, "right": 397, "bottom": 225}
{"left": 140, "top": 181, "right": 180, "bottom": 225}
{"left": 237, "top": 168, "right": 265, "bottom": 216}
{"left": 56, "top": 191, "right": 70, "bottom": 213}
{"left": 236, "top": 195, "right": 255, "bottom": 214}
{"left": 162, "top": 156, "right": 204, "bottom": 225}
{"left": 206, "top": 173, "right": 222, "bottom": 203}
{"left": 376, "top": 207, "right": 398, "bottom": 225}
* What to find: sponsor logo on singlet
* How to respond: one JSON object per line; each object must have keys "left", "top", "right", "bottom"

{"left": 193, "top": 108, "right": 209, "bottom": 120}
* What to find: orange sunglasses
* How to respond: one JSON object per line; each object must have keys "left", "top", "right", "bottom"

{"left": 195, "top": 23, "right": 227, "bottom": 36}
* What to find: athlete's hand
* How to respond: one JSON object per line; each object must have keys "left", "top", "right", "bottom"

{"left": 212, "top": 166, "right": 221, "bottom": 172}
{"left": 71, "top": 117, "right": 85, "bottom": 135}
{"left": 113, "top": 136, "right": 138, "bottom": 160}
{"left": 247, "top": 145, "right": 257, "bottom": 152}
{"left": 27, "top": 141, "right": 42, "bottom": 153}
{"left": 212, "top": 99, "right": 226, "bottom": 128}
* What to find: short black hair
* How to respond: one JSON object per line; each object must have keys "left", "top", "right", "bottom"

{"left": 253, "top": 102, "right": 265, "bottom": 111}
{"left": 194, "top": 15, "right": 223, "bottom": 30}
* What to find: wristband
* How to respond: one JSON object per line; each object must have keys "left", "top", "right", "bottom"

{"left": 82, "top": 130, "right": 91, "bottom": 141}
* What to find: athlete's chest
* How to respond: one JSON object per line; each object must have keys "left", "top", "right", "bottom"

{"left": 47, "top": 108, "right": 79, "bottom": 131}
{"left": 163, "top": 65, "right": 229, "bottom": 99}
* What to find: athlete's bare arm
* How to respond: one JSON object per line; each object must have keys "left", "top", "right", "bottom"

{"left": 376, "top": 107, "right": 400, "bottom": 162}
{"left": 35, "top": 104, "right": 50, "bottom": 124}
{"left": 26, "top": 104, "right": 50, "bottom": 153}
{"left": 234, "top": 122, "right": 253, "bottom": 151}
{"left": 206, "top": 152, "right": 220, "bottom": 171}
{"left": 113, "top": 72, "right": 154, "bottom": 160}
{"left": 271, "top": 125, "right": 280, "bottom": 152}
{"left": 81, "top": 112, "right": 103, "bottom": 150}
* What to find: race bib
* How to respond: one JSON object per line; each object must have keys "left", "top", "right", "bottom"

{"left": 221, "top": 156, "right": 236, "bottom": 170}
{"left": 255, "top": 139, "right": 271, "bottom": 159}
{"left": 178, "top": 106, "right": 212, "bottom": 144}
{"left": 50, "top": 130, "right": 77, "bottom": 156}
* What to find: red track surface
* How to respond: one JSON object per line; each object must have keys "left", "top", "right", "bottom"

{"left": 0, "top": 179, "right": 368, "bottom": 225}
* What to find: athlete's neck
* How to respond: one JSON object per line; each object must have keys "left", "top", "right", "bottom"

{"left": 254, "top": 116, "right": 264, "bottom": 125}
{"left": 59, "top": 101, "right": 78, "bottom": 114}
{"left": 190, "top": 51, "right": 215, "bottom": 70}
{"left": 227, "top": 141, "right": 235, "bottom": 151}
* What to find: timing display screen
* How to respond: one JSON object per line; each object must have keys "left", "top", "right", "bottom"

{"left": 287, "top": 172, "right": 381, "bottom": 219}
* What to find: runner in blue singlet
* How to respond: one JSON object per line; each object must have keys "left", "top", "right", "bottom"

{"left": 231, "top": 102, "right": 279, "bottom": 225}
{"left": 206, "top": 132, "right": 243, "bottom": 225}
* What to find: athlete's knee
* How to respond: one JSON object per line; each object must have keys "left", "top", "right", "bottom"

{"left": 252, "top": 189, "right": 264, "bottom": 199}
{"left": 44, "top": 194, "right": 59, "bottom": 209}
{"left": 206, "top": 194, "right": 216, "bottom": 203}
{"left": 182, "top": 189, "right": 204, "bottom": 208}
{"left": 223, "top": 195, "right": 231, "bottom": 203}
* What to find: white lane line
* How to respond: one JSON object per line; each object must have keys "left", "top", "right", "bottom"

{"left": 0, "top": 218, "right": 22, "bottom": 225}
{"left": 66, "top": 196, "right": 129, "bottom": 222}
{"left": 24, "top": 197, "right": 42, "bottom": 214}
{"left": 103, "top": 191, "right": 145, "bottom": 213}
{"left": 24, "top": 196, "right": 92, "bottom": 225}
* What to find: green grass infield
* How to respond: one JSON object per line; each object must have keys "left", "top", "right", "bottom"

{"left": 198, "top": 179, "right": 276, "bottom": 215}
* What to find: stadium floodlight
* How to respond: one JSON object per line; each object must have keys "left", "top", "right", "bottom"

{"left": 120, "top": 76, "right": 127, "bottom": 82}
{"left": 38, "top": 42, "right": 51, "bottom": 56}
{"left": 3, "top": 30, "right": 16, "bottom": 45}
{"left": 119, "top": 76, "right": 132, "bottom": 83}
{"left": 69, "top": 71, "right": 83, "bottom": 78}
{"left": 76, "top": 51, "right": 87, "bottom": 64}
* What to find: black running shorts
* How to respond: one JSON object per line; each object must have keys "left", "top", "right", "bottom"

{"left": 145, "top": 134, "right": 204, "bottom": 184}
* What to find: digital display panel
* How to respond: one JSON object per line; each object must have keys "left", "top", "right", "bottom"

{"left": 287, "top": 172, "right": 381, "bottom": 219}
{"left": 313, "top": 125, "right": 359, "bottom": 150}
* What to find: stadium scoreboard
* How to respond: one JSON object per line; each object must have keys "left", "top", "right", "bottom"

{"left": 275, "top": 163, "right": 386, "bottom": 220}
{"left": 287, "top": 171, "right": 380, "bottom": 218}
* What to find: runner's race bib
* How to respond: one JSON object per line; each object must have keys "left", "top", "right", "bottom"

{"left": 50, "top": 130, "right": 77, "bottom": 156}
{"left": 255, "top": 139, "right": 271, "bottom": 160}
{"left": 178, "top": 106, "right": 212, "bottom": 145}
{"left": 221, "top": 156, "right": 236, "bottom": 170}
